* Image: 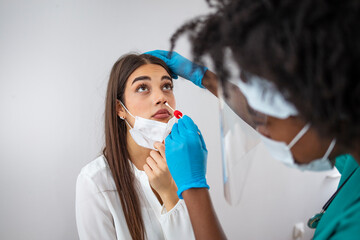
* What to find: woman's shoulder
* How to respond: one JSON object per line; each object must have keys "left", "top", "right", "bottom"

{"left": 77, "top": 155, "right": 116, "bottom": 193}
{"left": 79, "top": 155, "right": 109, "bottom": 177}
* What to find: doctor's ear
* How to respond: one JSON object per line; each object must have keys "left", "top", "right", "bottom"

{"left": 116, "top": 100, "right": 126, "bottom": 120}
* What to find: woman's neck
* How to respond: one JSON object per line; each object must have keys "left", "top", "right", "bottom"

{"left": 126, "top": 132, "right": 151, "bottom": 171}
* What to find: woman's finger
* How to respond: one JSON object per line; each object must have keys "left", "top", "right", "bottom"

{"left": 146, "top": 157, "right": 160, "bottom": 174}
{"left": 150, "top": 149, "right": 166, "bottom": 170}
{"left": 143, "top": 164, "right": 154, "bottom": 179}
{"left": 149, "top": 150, "right": 161, "bottom": 163}
{"left": 154, "top": 142, "right": 166, "bottom": 160}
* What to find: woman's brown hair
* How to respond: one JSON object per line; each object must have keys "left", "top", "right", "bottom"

{"left": 103, "top": 53, "right": 172, "bottom": 240}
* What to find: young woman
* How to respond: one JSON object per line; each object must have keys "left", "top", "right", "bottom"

{"left": 76, "top": 53, "right": 195, "bottom": 240}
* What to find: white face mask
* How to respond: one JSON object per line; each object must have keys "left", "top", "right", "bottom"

{"left": 119, "top": 101, "right": 176, "bottom": 150}
{"left": 260, "top": 123, "right": 337, "bottom": 171}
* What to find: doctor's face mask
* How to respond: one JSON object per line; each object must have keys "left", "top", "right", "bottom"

{"left": 259, "top": 123, "right": 336, "bottom": 171}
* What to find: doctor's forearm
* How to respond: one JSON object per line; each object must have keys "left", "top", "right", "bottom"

{"left": 202, "top": 70, "right": 219, "bottom": 97}
{"left": 202, "top": 71, "right": 244, "bottom": 120}
{"left": 182, "top": 188, "right": 226, "bottom": 240}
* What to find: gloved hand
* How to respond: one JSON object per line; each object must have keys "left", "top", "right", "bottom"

{"left": 145, "top": 50, "right": 208, "bottom": 88}
{"left": 165, "top": 115, "right": 209, "bottom": 199}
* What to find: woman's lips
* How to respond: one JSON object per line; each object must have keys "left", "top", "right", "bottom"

{"left": 152, "top": 109, "right": 171, "bottom": 119}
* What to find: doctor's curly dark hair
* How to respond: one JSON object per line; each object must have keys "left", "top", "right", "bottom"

{"left": 170, "top": 0, "right": 360, "bottom": 151}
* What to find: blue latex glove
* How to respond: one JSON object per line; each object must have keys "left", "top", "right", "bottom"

{"left": 165, "top": 115, "right": 209, "bottom": 198}
{"left": 145, "top": 50, "right": 208, "bottom": 88}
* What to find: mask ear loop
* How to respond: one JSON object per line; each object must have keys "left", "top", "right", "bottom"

{"left": 123, "top": 119, "right": 132, "bottom": 129}
{"left": 288, "top": 123, "right": 311, "bottom": 149}
{"left": 287, "top": 123, "right": 336, "bottom": 162}
{"left": 322, "top": 139, "right": 336, "bottom": 161}
{"left": 119, "top": 101, "right": 135, "bottom": 118}
{"left": 118, "top": 101, "right": 134, "bottom": 129}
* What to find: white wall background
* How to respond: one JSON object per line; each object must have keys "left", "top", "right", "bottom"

{"left": 0, "top": 1, "right": 340, "bottom": 239}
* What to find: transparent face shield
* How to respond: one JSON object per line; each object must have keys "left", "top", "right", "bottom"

{"left": 218, "top": 65, "right": 299, "bottom": 205}
{"left": 219, "top": 81, "right": 264, "bottom": 206}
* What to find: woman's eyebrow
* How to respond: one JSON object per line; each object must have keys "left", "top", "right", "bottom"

{"left": 162, "top": 76, "right": 172, "bottom": 81}
{"left": 132, "top": 75, "right": 172, "bottom": 85}
{"left": 132, "top": 76, "right": 150, "bottom": 85}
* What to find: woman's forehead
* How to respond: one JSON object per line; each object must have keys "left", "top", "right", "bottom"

{"left": 129, "top": 64, "right": 169, "bottom": 79}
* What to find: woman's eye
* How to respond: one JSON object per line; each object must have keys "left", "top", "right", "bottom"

{"left": 136, "top": 84, "right": 149, "bottom": 93}
{"left": 162, "top": 83, "right": 173, "bottom": 91}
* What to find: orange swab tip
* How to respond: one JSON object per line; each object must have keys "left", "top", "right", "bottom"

{"left": 165, "top": 102, "right": 183, "bottom": 119}
{"left": 174, "top": 110, "right": 183, "bottom": 119}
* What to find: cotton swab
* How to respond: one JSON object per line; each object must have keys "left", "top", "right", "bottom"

{"left": 165, "top": 102, "right": 201, "bottom": 135}
{"left": 165, "top": 102, "right": 183, "bottom": 119}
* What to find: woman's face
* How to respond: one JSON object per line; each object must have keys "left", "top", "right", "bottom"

{"left": 119, "top": 64, "right": 175, "bottom": 127}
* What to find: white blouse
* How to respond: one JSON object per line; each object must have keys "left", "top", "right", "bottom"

{"left": 76, "top": 155, "right": 195, "bottom": 240}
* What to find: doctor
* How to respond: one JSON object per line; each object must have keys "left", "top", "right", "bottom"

{"left": 147, "top": 0, "right": 360, "bottom": 239}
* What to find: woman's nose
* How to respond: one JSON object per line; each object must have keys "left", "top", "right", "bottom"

{"left": 154, "top": 89, "right": 167, "bottom": 105}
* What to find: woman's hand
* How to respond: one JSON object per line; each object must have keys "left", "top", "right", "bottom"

{"left": 143, "top": 142, "right": 179, "bottom": 211}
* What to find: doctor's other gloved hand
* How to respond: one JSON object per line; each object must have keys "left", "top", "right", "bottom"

{"left": 145, "top": 50, "right": 208, "bottom": 88}
{"left": 165, "top": 115, "right": 209, "bottom": 199}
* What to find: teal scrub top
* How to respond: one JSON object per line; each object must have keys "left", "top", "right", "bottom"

{"left": 313, "top": 154, "right": 360, "bottom": 239}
